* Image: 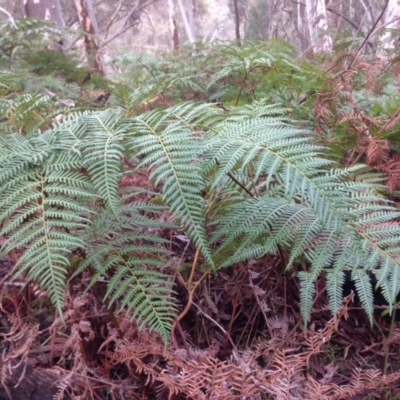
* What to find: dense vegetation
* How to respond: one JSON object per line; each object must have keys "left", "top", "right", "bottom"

{"left": 2, "top": 18, "right": 400, "bottom": 399}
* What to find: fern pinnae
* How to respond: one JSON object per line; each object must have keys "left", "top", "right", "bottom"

{"left": 112, "top": 83, "right": 158, "bottom": 116}
{"left": 107, "top": 266, "right": 176, "bottom": 342}
{"left": 287, "top": 215, "right": 323, "bottom": 268}
{"left": 48, "top": 111, "right": 96, "bottom": 148}
{"left": 380, "top": 271, "right": 400, "bottom": 315}
{"left": 354, "top": 206, "right": 400, "bottom": 310}
{"left": 207, "top": 116, "right": 348, "bottom": 235}
{"left": 208, "top": 103, "right": 400, "bottom": 321}
{"left": 327, "top": 269, "right": 346, "bottom": 316}
{"left": 0, "top": 141, "right": 54, "bottom": 183}
{"left": 82, "top": 109, "right": 126, "bottom": 216}
{"left": 128, "top": 105, "right": 214, "bottom": 269}
{"left": 388, "top": 265, "right": 400, "bottom": 310}
{"left": 0, "top": 129, "right": 95, "bottom": 317}
{"left": 353, "top": 270, "right": 374, "bottom": 322}
{"left": 3, "top": 176, "right": 89, "bottom": 317}
{"left": 215, "top": 198, "right": 313, "bottom": 268}
{"left": 298, "top": 271, "right": 316, "bottom": 325}
{"left": 78, "top": 203, "right": 177, "bottom": 342}
{"left": 373, "top": 248, "right": 400, "bottom": 308}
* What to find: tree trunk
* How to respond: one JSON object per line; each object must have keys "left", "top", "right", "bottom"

{"left": 296, "top": 2, "right": 308, "bottom": 53}
{"left": 305, "top": 0, "right": 332, "bottom": 53}
{"left": 382, "top": 0, "right": 400, "bottom": 49}
{"left": 233, "top": 0, "right": 241, "bottom": 47}
{"left": 242, "top": 0, "right": 250, "bottom": 39}
{"left": 167, "top": 0, "right": 180, "bottom": 51}
{"left": 187, "top": 0, "right": 196, "bottom": 41}
{"left": 74, "top": 0, "right": 105, "bottom": 76}
{"left": 359, "top": 0, "right": 375, "bottom": 27}
{"left": 177, "top": 0, "right": 195, "bottom": 43}
{"left": 24, "top": 0, "right": 64, "bottom": 49}
{"left": 348, "top": 0, "right": 355, "bottom": 21}
{"left": 24, "top": 0, "right": 64, "bottom": 28}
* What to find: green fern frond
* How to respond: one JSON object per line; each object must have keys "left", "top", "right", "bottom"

{"left": 0, "top": 139, "right": 94, "bottom": 316}
{"left": 81, "top": 109, "right": 126, "bottom": 216}
{"left": 207, "top": 115, "right": 347, "bottom": 233}
{"left": 222, "top": 101, "right": 289, "bottom": 120}
{"left": 107, "top": 268, "right": 176, "bottom": 342}
{"left": 111, "top": 83, "right": 160, "bottom": 116}
{"left": 298, "top": 271, "right": 315, "bottom": 324}
{"left": 360, "top": 220, "right": 400, "bottom": 309}
{"left": 205, "top": 41, "right": 299, "bottom": 104}
{"left": 4, "top": 83, "right": 400, "bottom": 332}
{"left": 0, "top": 133, "right": 51, "bottom": 179}
{"left": 77, "top": 203, "right": 177, "bottom": 341}
{"left": 326, "top": 269, "right": 346, "bottom": 316}
{"left": 206, "top": 102, "right": 400, "bottom": 321}
{"left": 0, "top": 93, "right": 54, "bottom": 133}
{"left": 353, "top": 270, "right": 374, "bottom": 321}
{"left": 128, "top": 103, "right": 215, "bottom": 269}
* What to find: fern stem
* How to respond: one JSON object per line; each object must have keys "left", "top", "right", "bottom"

{"left": 376, "top": 103, "right": 400, "bottom": 137}
{"left": 172, "top": 249, "right": 210, "bottom": 349}
{"left": 235, "top": 70, "right": 248, "bottom": 106}
{"left": 95, "top": 280, "right": 122, "bottom": 338}
{"left": 235, "top": 65, "right": 267, "bottom": 106}
{"left": 215, "top": 159, "right": 255, "bottom": 197}
{"left": 188, "top": 248, "right": 200, "bottom": 284}
{"left": 384, "top": 305, "right": 397, "bottom": 375}
{"left": 174, "top": 270, "right": 209, "bottom": 323}
{"left": 222, "top": 269, "right": 246, "bottom": 354}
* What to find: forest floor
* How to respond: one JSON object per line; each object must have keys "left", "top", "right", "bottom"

{"left": 1, "top": 250, "right": 400, "bottom": 399}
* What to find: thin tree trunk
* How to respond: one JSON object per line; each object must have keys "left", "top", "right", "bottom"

{"left": 74, "top": 0, "right": 105, "bottom": 75}
{"left": 177, "top": 0, "right": 195, "bottom": 43}
{"left": 187, "top": 0, "right": 196, "bottom": 41}
{"left": 167, "top": 0, "right": 180, "bottom": 50}
{"left": 296, "top": 2, "right": 308, "bottom": 53}
{"left": 382, "top": 0, "right": 400, "bottom": 49}
{"left": 233, "top": 0, "right": 241, "bottom": 47}
{"left": 305, "top": 0, "right": 332, "bottom": 53}
{"left": 24, "top": 0, "right": 64, "bottom": 27}
{"left": 359, "top": 0, "right": 375, "bottom": 27}
{"left": 349, "top": 0, "right": 355, "bottom": 21}
{"left": 242, "top": 0, "right": 250, "bottom": 39}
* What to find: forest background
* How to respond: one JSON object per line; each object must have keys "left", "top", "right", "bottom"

{"left": 2, "top": 0, "right": 400, "bottom": 399}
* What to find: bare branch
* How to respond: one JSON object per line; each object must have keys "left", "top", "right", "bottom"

{"left": 326, "top": 7, "right": 360, "bottom": 32}
{"left": 359, "top": 0, "right": 375, "bottom": 26}
{"left": 349, "top": 0, "right": 389, "bottom": 68}
{"left": 104, "top": 0, "right": 123, "bottom": 40}
{"left": 101, "top": 0, "right": 160, "bottom": 46}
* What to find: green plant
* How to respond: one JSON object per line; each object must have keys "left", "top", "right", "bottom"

{"left": 2, "top": 22, "right": 400, "bottom": 344}
{"left": 2, "top": 96, "right": 400, "bottom": 344}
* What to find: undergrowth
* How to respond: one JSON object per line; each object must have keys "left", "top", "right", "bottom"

{"left": 1, "top": 18, "right": 400, "bottom": 399}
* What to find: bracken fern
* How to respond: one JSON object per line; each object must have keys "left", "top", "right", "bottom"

{"left": 3, "top": 82, "right": 400, "bottom": 338}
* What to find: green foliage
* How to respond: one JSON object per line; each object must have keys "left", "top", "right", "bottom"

{"left": 110, "top": 39, "right": 316, "bottom": 108}
{"left": 0, "top": 18, "right": 62, "bottom": 68}
{"left": 128, "top": 103, "right": 216, "bottom": 268}
{"left": 3, "top": 23, "right": 400, "bottom": 341}
{"left": 75, "top": 201, "right": 177, "bottom": 342}
{"left": 205, "top": 103, "right": 400, "bottom": 323}
{"left": 3, "top": 96, "right": 400, "bottom": 331}
{"left": 0, "top": 131, "right": 94, "bottom": 316}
